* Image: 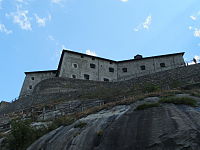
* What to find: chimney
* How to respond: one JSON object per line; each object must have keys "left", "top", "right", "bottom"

{"left": 134, "top": 54, "right": 143, "bottom": 60}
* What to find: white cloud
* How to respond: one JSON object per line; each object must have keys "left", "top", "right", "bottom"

{"left": 143, "top": 15, "right": 152, "bottom": 29}
{"left": 188, "top": 26, "right": 193, "bottom": 30}
{"left": 120, "top": 0, "right": 128, "bottom": 2}
{"left": 86, "top": 50, "right": 97, "bottom": 56}
{"left": 48, "top": 35, "right": 55, "bottom": 41}
{"left": 0, "top": 24, "right": 12, "bottom": 34}
{"left": 134, "top": 15, "right": 152, "bottom": 32}
{"left": 51, "top": 0, "right": 62, "bottom": 4}
{"left": 34, "top": 14, "right": 51, "bottom": 27}
{"left": 194, "top": 55, "right": 200, "bottom": 62}
{"left": 6, "top": 5, "right": 32, "bottom": 31}
{"left": 190, "top": 15, "right": 197, "bottom": 21}
{"left": 194, "top": 28, "right": 200, "bottom": 37}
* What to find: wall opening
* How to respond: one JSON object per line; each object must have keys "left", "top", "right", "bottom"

{"left": 90, "top": 63, "right": 96, "bottom": 69}
{"left": 160, "top": 63, "right": 166, "bottom": 67}
{"left": 72, "top": 63, "right": 78, "bottom": 68}
{"left": 140, "top": 65, "right": 146, "bottom": 70}
{"left": 29, "top": 85, "right": 32, "bottom": 89}
{"left": 84, "top": 74, "right": 90, "bottom": 80}
{"left": 122, "top": 68, "right": 127, "bottom": 72}
{"left": 109, "top": 67, "right": 114, "bottom": 72}
{"left": 104, "top": 78, "right": 109, "bottom": 82}
{"left": 72, "top": 75, "right": 76, "bottom": 79}
{"left": 31, "top": 77, "right": 34, "bottom": 80}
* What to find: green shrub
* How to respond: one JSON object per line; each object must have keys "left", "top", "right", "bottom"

{"left": 7, "top": 120, "right": 36, "bottom": 150}
{"left": 74, "top": 122, "right": 87, "bottom": 128}
{"left": 136, "top": 102, "right": 160, "bottom": 110}
{"left": 96, "top": 130, "right": 103, "bottom": 137}
{"left": 48, "top": 116, "right": 75, "bottom": 131}
{"left": 143, "top": 83, "right": 160, "bottom": 93}
{"left": 159, "top": 97, "right": 197, "bottom": 107}
{"left": 170, "top": 80, "right": 181, "bottom": 88}
{"left": 6, "top": 120, "right": 51, "bottom": 150}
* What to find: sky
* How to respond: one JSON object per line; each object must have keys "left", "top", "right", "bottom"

{"left": 0, "top": 0, "right": 200, "bottom": 101}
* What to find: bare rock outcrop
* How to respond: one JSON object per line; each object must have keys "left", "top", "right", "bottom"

{"left": 27, "top": 96, "right": 200, "bottom": 150}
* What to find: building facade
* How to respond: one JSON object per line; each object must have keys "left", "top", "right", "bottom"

{"left": 19, "top": 50, "right": 185, "bottom": 97}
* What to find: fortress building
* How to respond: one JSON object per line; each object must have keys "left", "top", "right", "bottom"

{"left": 19, "top": 50, "right": 185, "bottom": 97}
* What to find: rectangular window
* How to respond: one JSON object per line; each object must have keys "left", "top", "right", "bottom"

{"left": 81, "top": 55, "right": 84, "bottom": 58}
{"left": 109, "top": 67, "right": 114, "bottom": 72}
{"left": 90, "top": 63, "right": 96, "bottom": 69}
{"left": 72, "top": 75, "right": 76, "bottom": 79}
{"left": 92, "top": 57, "right": 95, "bottom": 60}
{"left": 160, "top": 63, "right": 166, "bottom": 67}
{"left": 72, "top": 63, "right": 78, "bottom": 68}
{"left": 122, "top": 68, "right": 127, "bottom": 72}
{"left": 29, "top": 85, "right": 32, "bottom": 89}
{"left": 31, "top": 77, "right": 34, "bottom": 80}
{"left": 84, "top": 74, "right": 90, "bottom": 80}
{"left": 104, "top": 78, "right": 109, "bottom": 82}
{"left": 140, "top": 65, "right": 146, "bottom": 70}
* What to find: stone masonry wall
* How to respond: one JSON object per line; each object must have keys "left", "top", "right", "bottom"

{"left": 1, "top": 64, "right": 200, "bottom": 115}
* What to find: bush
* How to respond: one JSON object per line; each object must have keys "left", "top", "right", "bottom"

{"left": 159, "top": 97, "right": 197, "bottom": 107}
{"left": 6, "top": 120, "right": 49, "bottom": 150}
{"left": 136, "top": 102, "right": 160, "bottom": 110}
{"left": 48, "top": 116, "right": 75, "bottom": 131}
{"left": 7, "top": 120, "right": 36, "bottom": 150}
{"left": 74, "top": 122, "right": 87, "bottom": 128}
{"left": 96, "top": 130, "right": 103, "bottom": 137}
{"left": 143, "top": 83, "right": 160, "bottom": 93}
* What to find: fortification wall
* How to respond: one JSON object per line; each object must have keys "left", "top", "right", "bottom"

{"left": 59, "top": 51, "right": 118, "bottom": 81}
{"left": 117, "top": 54, "right": 185, "bottom": 81}
{"left": 1, "top": 64, "right": 200, "bottom": 115}
{"left": 19, "top": 71, "right": 56, "bottom": 97}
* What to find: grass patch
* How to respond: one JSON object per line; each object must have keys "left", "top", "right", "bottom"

{"left": 136, "top": 102, "right": 160, "bottom": 110}
{"left": 159, "top": 97, "right": 197, "bottom": 107}
{"left": 96, "top": 130, "right": 103, "bottom": 137}
{"left": 142, "top": 83, "right": 160, "bottom": 93}
{"left": 74, "top": 122, "right": 87, "bottom": 128}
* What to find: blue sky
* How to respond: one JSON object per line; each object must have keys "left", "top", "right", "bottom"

{"left": 0, "top": 0, "right": 200, "bottom": 101}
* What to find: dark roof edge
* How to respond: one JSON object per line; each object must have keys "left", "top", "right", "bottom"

{"left": 62, "top": 49, "right": 117, "bottom": 62}
{"left": 118, "top": 52, "right": 185, "bottom": 63}
{"left": 25, "top": 70, "right": 57, "bottom": 74}
{"left": 62, "top": 49, "right": 184, "bottom": 62}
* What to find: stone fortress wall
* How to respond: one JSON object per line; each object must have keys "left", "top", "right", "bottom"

{"left": 19, "top": 50, "right": 185, "bottom": 97}
{"left": 20, "top": 70, "right": 57, "bottom": 96}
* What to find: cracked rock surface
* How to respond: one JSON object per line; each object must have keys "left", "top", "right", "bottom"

{"left": 28, "top": 96, "right": 200, "bottom": 150}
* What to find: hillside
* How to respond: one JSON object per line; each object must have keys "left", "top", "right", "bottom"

{"left": 0, "top": 64, "right": 200, "bottom": 150}
{"left": 27, "top": 94, "right": 200, "bottom": 150}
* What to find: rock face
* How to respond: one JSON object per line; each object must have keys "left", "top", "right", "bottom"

{"left": 27, "top": 96, "right": 200, "bottom": 150}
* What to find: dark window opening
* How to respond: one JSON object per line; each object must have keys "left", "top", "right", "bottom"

{"left": 31, "top": 77, "right": 34, "bottom": 80}
{"left": 73, "top": 63, "right": 78, "bottom": 68}
{"left": 104, "top": 78, "right": 109, "bottom": 82}
{"left": 122, "top": 68, "right": 127, "bottom": 72}
{"left": 81, "top": 55, "right": 84, "bottom": 58}
{"left": 84, "top": 74, "right": 90, "bottom": 80}
{"left": 92, "top": 57, "right": 95, "bottom": 60}
{"left": 140, "top": 65, "right": 146, "bottom": 70}
{"left": 110, "top": 61, "right": 113, "bottom": 64}
{"left": 72, "top": 75, "right": 76, "bottom": 79}
{"left": 90, "top": 63, "right": 96, "bottom": 69}
{"left": 109, "top": 67, "right": 114, "bottom": 72}
{"left": 160, "top": 63, "right": 166, "bottom": 67}
{"left": 29, "top": 85, "right": 32, "bottom": 89}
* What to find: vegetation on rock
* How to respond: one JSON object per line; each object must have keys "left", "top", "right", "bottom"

{"left": 159, "top": 97, "right": 197, "bottom": 107}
